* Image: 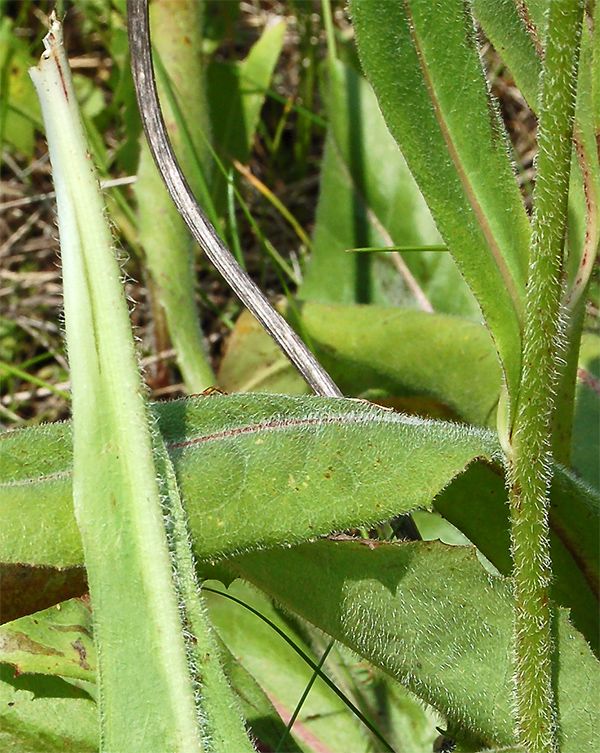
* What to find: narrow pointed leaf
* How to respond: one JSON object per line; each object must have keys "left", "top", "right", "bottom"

{"left": 350, "top": 0, "right": 532, "bottom": 398}
{"left": 29, "top": 17, "right": 209, "bottom": 751}
{"left": 135, "top": 0, "right": 215, "bottom": 392}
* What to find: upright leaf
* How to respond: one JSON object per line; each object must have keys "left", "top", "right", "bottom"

{"left": 207, "top": 20, "right": 286, "bottom": 210}
{"left": 299, "top": 59, "right": 477, "bottom": 314}
{"left": 135, "top": 0, "right": 215, "bottom": 392}
{"left": 350, "top": 0, "right": 531, "bottom": 399}
{"left": 29, "top": 16, "right": 252, "bottom": 752}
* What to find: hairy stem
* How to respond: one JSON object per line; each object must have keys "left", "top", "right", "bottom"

{"left": 507, "top": 1, "right": 584, "bottom": 750}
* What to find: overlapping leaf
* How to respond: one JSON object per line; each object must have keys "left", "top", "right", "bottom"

{"left": 350, "top": 0, "right": 532, "bottom": 399}
{"left": 231, "top": 539, "right": 600, "bottom": 751}
{"left": 299, "top": 58, "right": 477, "bottom": 315}
{"left": 219, "top": 304, "right": 503, "bottom": 426}
{"left": 2, "top": 394, "right": 597, "bottom": 651}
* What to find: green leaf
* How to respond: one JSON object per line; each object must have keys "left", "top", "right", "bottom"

{"left": 29, "top": 17, "right": 243, "bottom": 752}
{"left": 299, "top": 304, "right": 502, "bottom": 426}
{"left": 299, "top": 59, "right": 479, "bottom": 316}
{"left": 3, "top": 394, "right": 597, "bottom": 652}
{"left": 230, "top": 539, "right": 600, "bottom": 750}
{"left": 0, "top": 665, "right": 97, "bottom": 753}
{"left": 572, "top": 333, "right": 600, "bottom": 490}
{"left": 0, "top": 394, "right": 498, "bottom": 567}
{"left": 219, "top": 303, "right": 502, "bottom": 426}
{"left": 135, "top": 0, "right": 215, "bottom": 392}
{"left": 207, "top": 20, "right": 286, "bottom": 209}
{"left": 350, "top": 0, "right": 532, "bottom": 399}
{"left": 0, "top": 598, "right": 95, "bottom": 685}
{"left": 206, "top": 580, "right": 441, "bottom": 753}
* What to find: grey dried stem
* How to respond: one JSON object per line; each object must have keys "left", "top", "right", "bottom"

{"left": 126, "top": 0, "right": 341, "bottom": 399}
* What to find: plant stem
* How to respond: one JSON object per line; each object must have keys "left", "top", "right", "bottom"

{"left": 321, "top": 0, "right": 337, "bottom": 67}
{"left": 507, "top": 1, "right": 584, "bottom": 750}
{"left": 127, "top": 0, "right": 341, "bottom": 399}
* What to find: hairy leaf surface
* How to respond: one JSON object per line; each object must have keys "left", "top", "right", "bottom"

{"left": 1, "top": 395, "right": 597, "bottom": 650}
{"left": 232, "top": 539, "right": 600, "bottom": 750}
{"left": 350, "top": 0, "right": 531, "bottom": 399}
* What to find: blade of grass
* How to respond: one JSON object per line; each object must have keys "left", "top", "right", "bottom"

{"left": 233, "top": 159, "right": 313, "bottom": 251}
{"left": 0, "top": 362, "right": 70, "bottom": 400}
{"left": 274, "top": 642, "right": 333, "bottom": 753}
{"left": 226, "top": 167, "right": 245, "bottom": 268}
{"left": 348, "top": 246, "right": 447, "bottom": 253}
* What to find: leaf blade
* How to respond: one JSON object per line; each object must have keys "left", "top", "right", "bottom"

{"left": 350, "top": 0, "right": 532, "bottom": 397}
{"left": 231, "top": 539, "right": 600, "bottom": 751}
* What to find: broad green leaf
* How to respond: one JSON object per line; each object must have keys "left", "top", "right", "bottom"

{"left": 0, "top": 394, "right": 499, "bottom": 569}
{"left": 0, "top": 665, "right": 97, "bottom": 753}
{"left": 2, "top": 394, "right": 597, "bottom": 651}
{"left": 0, "top": 598, "right": 95, "bottom": 685}
{"left": 206, "top": 580, "right": 441, "bottom": 753}
{"left": 231, "top": 539, "right": 600, "bottom": 751}
{"left": 219, "top": 304, "right": 502, "bottom": 426}
{"left": 214, "top": 635, "right": 305, "bottom": 753}
{"left": 350, "top": 0, "right": 532, "bottom": 399}
{"left": 300, "top": 59, "right": 478, "bottom": 315}
{"left": 299, "top": 304, "right": 501, "bottom": 426}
